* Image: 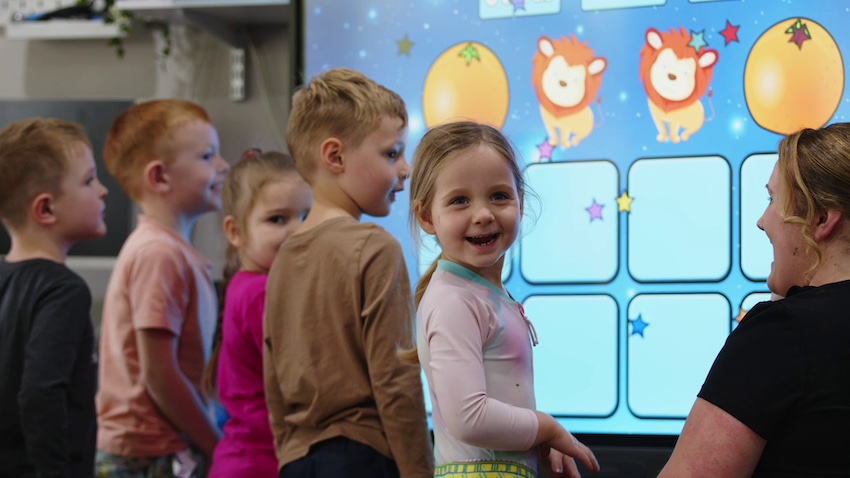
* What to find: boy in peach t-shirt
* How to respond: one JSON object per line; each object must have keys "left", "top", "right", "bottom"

{"left": 95, "top": 99, "right": 229, "bottom": 477}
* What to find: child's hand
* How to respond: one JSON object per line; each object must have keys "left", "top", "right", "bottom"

{"left": 534, "top": 412, "right": 600, "bottom": 474}
{"left": 540, "top": 446, "right": 582, "bottom": 477}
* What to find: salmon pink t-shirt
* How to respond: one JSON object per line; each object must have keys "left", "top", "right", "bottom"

{"left": 96, "top": 215, "right": 217, "bottom": 456}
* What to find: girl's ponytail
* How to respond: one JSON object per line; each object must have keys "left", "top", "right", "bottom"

{"left": 415, "top": 254, "right": 441, "bottom": 307}
{"left": 203, "top": 243, "right": 240, "bottom": 396}
{"left": 398, "top": 254, "right": 442, "bottom": 364}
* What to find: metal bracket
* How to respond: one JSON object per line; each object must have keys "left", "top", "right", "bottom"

{"left": 230, "top": 47, "right": 245, "bottom": 102}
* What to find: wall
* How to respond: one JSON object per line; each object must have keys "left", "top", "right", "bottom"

{"left": 0, "top": 22, "right": 294, "bottom": 325}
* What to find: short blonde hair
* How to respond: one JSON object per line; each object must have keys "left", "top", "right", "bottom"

{"left": 286, "top": 68, "right": 407, "bottom": 181}
{"left": 777, "top": 122, "right": 850, "bottom": 276}
{"left": 104, "top": 99, "right": 211, "bottom": 201}
{"left": 0, "top": 118, "right": 91, "bottom": 228}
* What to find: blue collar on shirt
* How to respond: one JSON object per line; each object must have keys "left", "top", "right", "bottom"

{"left": 436, "top": 260, "right": 512, "bottom": 302}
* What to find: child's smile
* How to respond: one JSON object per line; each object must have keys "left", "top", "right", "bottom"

{"left": 467, "top": 232, "right": 500, "bottom": 247}
{"left": 419, "top": 143, "right": 521, "bottom": 288}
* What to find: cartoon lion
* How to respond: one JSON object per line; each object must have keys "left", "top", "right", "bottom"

{"left": 533, "top": 35, "right": 607, "bottom": 148}
{"left": 640, "top": 27, "right": 719, "bottom": 143}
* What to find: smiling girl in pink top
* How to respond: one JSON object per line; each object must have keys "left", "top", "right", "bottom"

{"left": 408, "top": 122, "right": 599, "bottom": 478}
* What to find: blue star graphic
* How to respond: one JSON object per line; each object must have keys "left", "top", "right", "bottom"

{"left": 689, "top": 30, "right": 707, "bottom": 52}
{"left": 630, "top": 314, "right": 649, "bottom": 337}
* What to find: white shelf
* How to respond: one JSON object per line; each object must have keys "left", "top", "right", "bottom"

{"left": 5, "top": 19, "right": 124, "bottom": 39}
{"left": 116, "top": 1, "right": 289, "bottom": 26}
{"left": 115, "top": 0, "right": 289, "bottom": 46}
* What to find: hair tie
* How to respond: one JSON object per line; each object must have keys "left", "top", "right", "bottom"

{"left": 240, "top": 147, "right": 262, "bottom": 161}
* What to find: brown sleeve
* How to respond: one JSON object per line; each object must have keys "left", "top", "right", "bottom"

{"left": 262, "top": 312, "right": 287, "bottom": 458}
{"left": 360, "top": 230, "right": 434, "bottom": 477}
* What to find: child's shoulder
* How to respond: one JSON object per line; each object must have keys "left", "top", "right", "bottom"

{"left": 426, "top": 269, "right": 478, "bottom": 294}
{"left": 225, "top": 270, "right": 268, "bottom": 303}
{"left": 0, "top": 259, "right": 90, "bottom": 305}
{"left": 119, "top": 217, "right": 205, "bottom": 263}
{"left": 1, "top": 257, "right": 79, "bottom": 281}
{"left": 422, "top": 267, "right": 507, "bottom": 312}
{"left": 306, "top": 217, "right": 400, "bottom": 249}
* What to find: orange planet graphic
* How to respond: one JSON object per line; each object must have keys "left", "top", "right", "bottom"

{"left": 744, "top": 18, "right": 844, "bottom": 135}
{"left": 422, "top": 41, "right": 510, "bottom": 129}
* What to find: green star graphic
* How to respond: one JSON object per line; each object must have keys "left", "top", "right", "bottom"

{"left": 396, "top": 34, "right": 414, "bottom": 56}
{"left": 458, "top": 43, "right": 481, "bottom": 65}
{"left": 688, "top": 30, "right": 707, "bottom": 52}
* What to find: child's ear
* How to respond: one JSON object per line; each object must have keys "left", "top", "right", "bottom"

{"left": 143, "top": 160, "right": 170, "bottom": 193}
{"left": 319, "top": 138, "right": 345, "bottom": 174}
{"left": 222, "top": 215, "right": 242, "bottom": 248}
{"left": 30, "top": 193, "right": 57, "bottom": 226}
{"left": 417, "top": 208, "right": 436, "bottom": 235}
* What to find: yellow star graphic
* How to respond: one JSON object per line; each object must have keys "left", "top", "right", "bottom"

{"left": 616, "top": 191, "right": 633, "bottom": 212}
{"left": 397, "top": 34, "right": 414, "bottom": 56}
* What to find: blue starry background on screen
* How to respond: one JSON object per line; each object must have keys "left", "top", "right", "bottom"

{"left": 301, "top": 0, "right": 849, "bottom": 436}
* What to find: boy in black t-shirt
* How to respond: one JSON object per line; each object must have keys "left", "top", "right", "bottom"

{"left": 0, "top": 118, "right": 109, "bottom": 477}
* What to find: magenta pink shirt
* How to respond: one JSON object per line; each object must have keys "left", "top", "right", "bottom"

{"left": 209, "top": 271, "right": 277, "bottom": 477}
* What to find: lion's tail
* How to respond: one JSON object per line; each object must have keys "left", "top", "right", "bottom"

{"left": 594, "top": 96, "right": 605, "bottom": 128}
{"left": 705, "top": 88, "right": 716, "bottom": 122}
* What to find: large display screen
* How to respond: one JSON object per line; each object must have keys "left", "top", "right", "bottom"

{"left": 299, "top": 0, "right": 848, "bottom": 438}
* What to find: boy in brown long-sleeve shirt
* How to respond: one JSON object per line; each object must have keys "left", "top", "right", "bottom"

{"left": 263, "top": 68, "right": 433, "bottom": 477}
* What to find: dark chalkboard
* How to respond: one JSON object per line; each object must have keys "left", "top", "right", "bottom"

{"left": 0, "top": 100, "right": 135, "bottom": 257}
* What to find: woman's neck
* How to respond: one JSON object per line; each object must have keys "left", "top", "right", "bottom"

{"left": 808, "top": 239, "right": 850, "bottom": 286}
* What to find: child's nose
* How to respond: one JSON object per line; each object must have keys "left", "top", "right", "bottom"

{"left": 398, "top": 157, "right": 410, "bottom": 180}
{"left": 473, "top": 205, "right": 495, "bottom": 224}
{"left": 216, "top": 155, "right": 231, "bottom": 173}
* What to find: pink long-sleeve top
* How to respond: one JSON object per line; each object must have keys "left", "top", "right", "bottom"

{"left": 417, "top": 260, "right": 540, "bottom": 470}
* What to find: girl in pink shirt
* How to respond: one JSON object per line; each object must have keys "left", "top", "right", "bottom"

{"left": 204, "top": 149, "right": 312, "bottom": 477}
{"left": 407, "top": 122, "right": 599, "bottom": 478}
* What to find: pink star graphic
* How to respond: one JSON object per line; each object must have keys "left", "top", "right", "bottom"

{"left": 720, "top": 20, "right": 740, "bottom": 45}
{"left": 537, "top": 140, "right": 555, "bottom": 161}
{"left": 586, "top": 199, "right": 604, "bottom": 222}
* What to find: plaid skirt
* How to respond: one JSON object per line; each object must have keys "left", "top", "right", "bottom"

{"left": 95, "top": 449, "right": 207, "bottom": 478}
{"left": 435, "top": 461, "right": 536, "bottom": 478}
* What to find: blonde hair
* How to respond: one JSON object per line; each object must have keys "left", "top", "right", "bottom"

{"left": 399, "top": 121, "right": 526, "bottom": 363}
{"left": 104, "top": 99, "right": 211, "bottom": 201}
{"left": 204, "top": 149, "right": 301, "bottom": 394}
{"left": 776, "top": 122, "right": 850, "bottom": 278}
{"left": 0, "top": 118, "right": 91, "bottom": 228}
{"left": 286, "top": 68, "right": 407, "bottom": 181}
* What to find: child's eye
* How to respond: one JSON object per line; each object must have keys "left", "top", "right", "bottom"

{"left": 387, "top": 142, "right": 405, "bottom": 160}
{"left": 492, "top": 192, "right": 510, "bottom": 201}
{"left": 449, "top": 197, "right": 468, "bottom": 206}
{"left": 269, "top": 215, "right": 289, "bottom": 224}
{"left": 767, "top": 196, "right": 773, "bottom": 204}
